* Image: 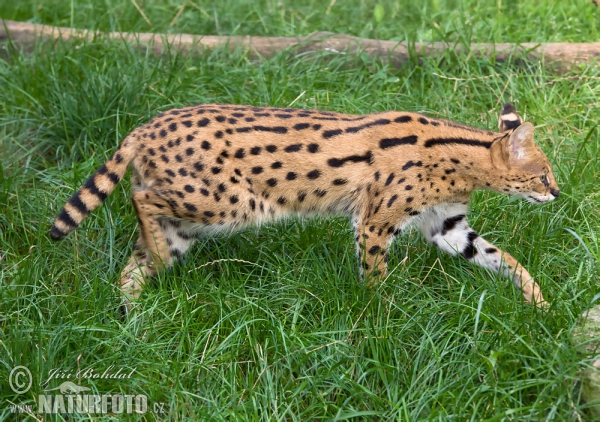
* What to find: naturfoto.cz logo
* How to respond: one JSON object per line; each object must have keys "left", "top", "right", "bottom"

{"left": 9, "top": 365, "right": 166, "bottom": 415}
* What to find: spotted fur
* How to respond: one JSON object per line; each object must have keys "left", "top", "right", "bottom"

{"left": 51, "top": 103, "right": 559, "bottom": 311}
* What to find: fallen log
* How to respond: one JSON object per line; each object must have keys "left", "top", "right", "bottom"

{"left": 2, "top": 19, "right": 600, "bottom": 71}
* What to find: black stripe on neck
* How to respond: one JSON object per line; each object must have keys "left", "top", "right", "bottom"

{"left": 424, "top": 138, "right": 492, "bottom": 148}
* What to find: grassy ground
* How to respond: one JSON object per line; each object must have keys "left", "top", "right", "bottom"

{"left": 1, "top": 1, "right": 599, "bottom": 420}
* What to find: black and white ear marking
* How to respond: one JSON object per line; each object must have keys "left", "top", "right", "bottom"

{"left": 498, "top": 103, "right": 522, "bottom": 132}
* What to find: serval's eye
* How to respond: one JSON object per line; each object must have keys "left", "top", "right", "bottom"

{"left": 540, "top": 175, "right": 549, "bottom": 187}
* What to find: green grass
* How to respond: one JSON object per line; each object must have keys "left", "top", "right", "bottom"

{"left": 2, "top": 0, "right": 600, "bottom": 42}
{"left": 1, "top": 1, "right": 599, "bottom": 420}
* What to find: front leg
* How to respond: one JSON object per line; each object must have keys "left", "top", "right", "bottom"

{"left": 352, "top": 209, "right": 407, "bottom": 286}
{"left": 419, "top": 202, "right": 546, "bottom": 306}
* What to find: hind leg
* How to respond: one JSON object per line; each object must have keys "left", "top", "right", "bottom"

{"left": 120, "top": 217, "right": 198, "bottom": 311}
{"left": 119, "top": 190, "right": 177, "bottom": 312}
{"left": 120, "top": 234, "right": 152, "bottom": 306}
{"left": 159, "top": 218, "right": 198, "bottom": 266}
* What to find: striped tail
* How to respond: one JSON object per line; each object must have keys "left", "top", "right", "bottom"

{"left": 50, "top": 136, "right": 138, "bottom": 240}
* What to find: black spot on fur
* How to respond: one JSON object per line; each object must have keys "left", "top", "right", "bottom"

{"left": 394, "top": 115, "right": 412, "bottom": 123}
{"left": 184, "top": 203, "right": 197, "bottom": 212}
{"left": 294, "top": 123, "right": 311, "bottom": 130}
{"left": 307, "top": 170, "right": 321, "bottom": 179}
{"left": 327, "top": 151, "right": 373, "bottom": 167}
{"left": 323, "top": 129, "right": 343, "bottom": 139}
{"left": 285, "top": 144, "right": 303, "bottom": 153}
{"left": 345, "top": 119, "right": 391, "bottom": 134}
{"left": 380, "top": 136, "right": 418, "bottom": 149}
{"left": 254, "top": 125, "right": 288, "bottom": 134}
{"left": 387, "top": 195, "right": 398, "bottom": 208}
{"left": 368, "top": 245, "right": 381, "bottom": 255}
{"left": 461, "top": 232, "right": 479, "bottom": 259}
{"left": 424, "top": 138, "right": 492, "bottom": 148}
{"left": 441, "top": 214, "right": 465, "bottom": 235}
{"left": 402, "top": 160, "right": 423, "bottom": 171}
{"left": 385, "top": 173, "right": 394, "bottom": 186}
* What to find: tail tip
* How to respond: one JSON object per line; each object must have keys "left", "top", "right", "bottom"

{"left": 50, "top": 226, "right": 67, "bottom": 241}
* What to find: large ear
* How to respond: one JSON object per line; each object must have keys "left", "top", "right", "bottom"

{"left": 507, "top": 122, "right": 535, "bottom": 163}
{"left": 498, "top": 103, "right": 522, "bottom": 132}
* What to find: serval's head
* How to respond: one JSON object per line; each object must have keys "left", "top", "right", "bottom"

{"left": 490, "top": 103, "right": 560, "bottom": 204}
